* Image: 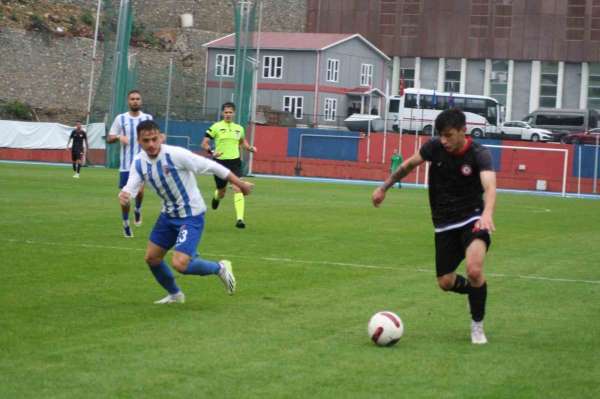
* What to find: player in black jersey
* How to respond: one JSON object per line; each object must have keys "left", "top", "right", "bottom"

{"left": 372, "top": 108, "right": 497, "bottom": 344}
{"left": 66, "top": 122, "right": 89, "bottom": 179}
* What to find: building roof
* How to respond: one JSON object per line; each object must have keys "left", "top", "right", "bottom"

{"left": 203, "top": 32, "right": 390, "bottom": 61}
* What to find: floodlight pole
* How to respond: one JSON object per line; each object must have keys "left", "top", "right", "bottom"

{"left": 382, "top": 79, "right": 389, "bottom": 163}
{"left": 594, "top": 134, "right": 599, "bottom": 193}
{"left": 165, "top": 57, "right": 174, "bottom": 134}
{"left": 108, "top": 0, "right": 129, "bottom": 120}
{"left": 85, "top": 0, "right": 103, "bottom": 126}
{"left": 247, "top": 0, "right": 262, "bottom": 176}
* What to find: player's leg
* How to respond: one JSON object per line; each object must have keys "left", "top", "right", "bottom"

{"left": 147, "top": 213, "right": 184, "bottom": 303}
{"left": 229, "top": 158, "right": 246, "bottom": 228}
{"left": 462, "top": 222, "right": 491, "bottom": 343}
{"left": 465, "top": 236, "right": 490, "bottom": 344}
{"left": 74, "top": 148, "right": 83, "bottom": 176}
{"left": 119, "top": 172, "right": 133, "bottom": 237}
{"left": 134, "top": 185, "right": 144, "bottom": 226}
{"left": 211, "top": 174, "right": 227, "bottom": 210}
{"left": 71, "top": 151, "right": 79, "bottom": 177}
{"left": 170, "top": 214, "right": 236, "bottom": 294}
{"left": 435, "top": 229, "right": 469, "bottom": 292}
{"left": 232, "top": 183, "right": 246, "bottom": 228}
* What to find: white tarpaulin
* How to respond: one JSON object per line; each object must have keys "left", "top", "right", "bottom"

{"left": 0, "top": 120, "right": 106, "bottom": 149}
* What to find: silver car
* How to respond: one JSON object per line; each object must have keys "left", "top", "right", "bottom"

{"left": 500, "top": 121, "right": 553, "bottom": 142}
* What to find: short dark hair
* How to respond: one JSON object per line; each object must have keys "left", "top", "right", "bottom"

{"left": 137, "top": 120, "right": 160, "bottom": 135}
{"left": 127, "top": 89, "right": 141, "bottom": 98}
{"left": 435, "top": 108, "right": 466, "bottom": 134}
{"left": 221, "top": 102, "right": 236, "bottom": 111}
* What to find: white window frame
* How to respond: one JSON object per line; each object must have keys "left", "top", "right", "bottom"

{"left": 324, "top": 98, "right": 338, "bottom": 121}
{"left": 588, "top": 63, "right": 600, "bottom": 109}
{"left": 326, "top": 58, "right": 340, "bottom": 82}
{"left": 540, "top": 61, "right": 558, "bottom": 108}
{"left": 263, "top": 55, "right": 284, "bottom": 79}
{"left": 360, "top": 63, "right": 374, "bottom": 87}
{"left": 283, "top": 96, "right": 304, "bottom": 119}
{"left": 215, "top": 54, "right": 235, "bottom": 77}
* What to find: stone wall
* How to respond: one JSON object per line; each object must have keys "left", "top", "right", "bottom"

{"left": 130, "top": 0, "right": 306, "bottom": 33}
{"left": 0, "top": 0, "right": 307, "bottom": 122}
{"left": 0, "top": 27, "right": 104, "bottom": 123}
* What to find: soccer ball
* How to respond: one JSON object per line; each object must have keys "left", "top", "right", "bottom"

{"left": 368, "top": 311, "right": 404, "bottom": 346}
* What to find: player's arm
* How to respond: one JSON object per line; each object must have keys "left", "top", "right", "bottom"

{"left": 226, "top": 170, "right": 253, "bottom": 195}
{"left": 66, "top": 133, "right": 73, "bottom": 149}
{"left": 106, "top": 119, "right": 128, "bottom": 145}
{"left": 182, "top": 149, "right": 253, "bottom": 195}
{"left": 201, "top": 135, "right": 214, "bottom": 156}
{"left": 118, "top": 162, "right": 144, "bottom": 206}
{"left": 202, "top": 126, "right": 222, "bottom": 158}
{"left": 239, "top": 137, "right": 257, "bottom": 153}
{"left": 83, "top": 132, "right": 89, "bottom": 153}
{"left": 372, "top": 152, "right": 425, "bottom": 207}
{"left": 477, "top": 171, "right": 496, "bottom": 232}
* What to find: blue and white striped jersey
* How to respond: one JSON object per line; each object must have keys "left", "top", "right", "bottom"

{"left": 109, "top": 111, "right": 153, "bottom": 171}
{"left": 122, "top": 144, "right": 230, "bottom": 218}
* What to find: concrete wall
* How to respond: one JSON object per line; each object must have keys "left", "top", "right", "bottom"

{"left": 466, "top": 59, "right": 485, "bottom": 95}
{"left": 563, "top": 62, "right": 581, "bottom": 110}
{"left": 0, "top": 27, "right": 103, "bottom": 122}
{"left": 512, "top": 61, "right": 533, "bottom": 120}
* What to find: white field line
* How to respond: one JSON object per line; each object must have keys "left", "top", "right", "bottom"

{"left": 4, "top": 238, "right": 600, "bottom": 285}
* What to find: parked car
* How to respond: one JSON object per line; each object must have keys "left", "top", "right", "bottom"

{"left": 522, "top": 108, "right": 600, "bottom": 142}
{"left": 560, "top": 128, "right": 600, "bottom": 144}
{"left": 500, "top": 121, "right": 553, "bottom": 142}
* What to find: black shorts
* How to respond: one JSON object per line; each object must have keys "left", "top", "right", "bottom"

{"left": 434, "top": 220, "right": 491, "bottom": 277}
{"left": 71, "top": 148, "right": 84, "bottom": 162}
{"left": 213, "top": 158, "right": 242, "bottom": 189}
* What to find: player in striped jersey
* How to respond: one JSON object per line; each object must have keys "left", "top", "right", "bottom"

{"left": 119, "top": 120, "right": 253, "bottom": 304}
{"left": 107, "top": 90, "right": 153, "bottom": 238}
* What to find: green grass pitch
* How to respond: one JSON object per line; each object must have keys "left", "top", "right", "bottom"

{"left": 1, "top": 163, "right": 599, "bottom": 398}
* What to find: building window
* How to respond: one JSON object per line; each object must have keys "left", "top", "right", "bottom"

{"left": 540, "top": 62, "right": 558, "bottom": 108}
{"left": 324, "top": 98, "right": 337, "bottom": 121}
{"left": 592, "top": 3, "right": 600, "bottom": 41}
{"left": 444, "top": 59, "right": 461, "bottom": 93}
{"left": 588, "top": 63, "right": 600, "bottom": 109}
{"left": 567, "top": 0, "right": 585, "bottom": 41}
{"left": 490, "top": 60, "right": 508, "bottom": 106}
{"left": 263, "top": 56, "right": 283, "bottom": 79}
{"left": 215, "top": 54, "right": 235, "bottom": 77}
{"left": 360, "top": 63, "right": 374, "bottom": 86}
{"left": 283, "top": 96, "right": 304, "bottom": 119}
{"left": 400, "top": 68, "right": 415, "bottom": 88}
{"left": 469, "top": 0, "right": 490, "bottom": 38}
{"left": 326, "top": 59, "right": 340, "bottom": 82}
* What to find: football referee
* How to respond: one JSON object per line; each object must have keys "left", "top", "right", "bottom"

{"left": 372, "top": 108, "right": 497, "bottom": 344}
{"left": 202, "top": 102, "right": 257, "bottom": 229}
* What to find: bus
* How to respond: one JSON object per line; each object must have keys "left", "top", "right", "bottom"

{"left": 388, "top": 88, "right": 502, "bottom": 138}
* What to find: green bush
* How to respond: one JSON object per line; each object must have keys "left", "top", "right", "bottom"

{"left": 28, "top": 13, "right": 47, "bottom": 31}
{"left": 131, "top": 21, "right": 145, "bottom": 38}
{"left": 80, "top": 10, "right": 93, "bottom": 26}
{"left": 3, "top": 101, "right": 33, "bottom": 120}
{"left": 144, "top": 32, "right": 159, "bottom": 47}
